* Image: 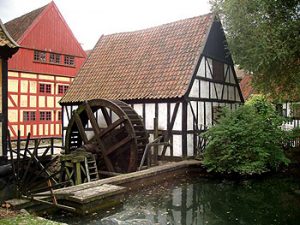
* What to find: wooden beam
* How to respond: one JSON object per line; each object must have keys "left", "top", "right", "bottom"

{"left": 74, "top": 113, "right": 88, "bottom": 144}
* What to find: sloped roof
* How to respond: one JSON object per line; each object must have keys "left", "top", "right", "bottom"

{"left": 60, "top": 13, "right": 214, "bottom": 104}
{"left": 4, "top": 3, "right": 48, "bottom": 42}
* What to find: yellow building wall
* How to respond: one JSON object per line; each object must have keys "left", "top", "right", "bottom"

{"left": 8, "top": 79, "right": 18, "bottom": 92}
{"left": 8, "top": 109, "right": 18, "bottom": 122}
{"left": 8, "top": 71, "right": 71, "bottom": 138}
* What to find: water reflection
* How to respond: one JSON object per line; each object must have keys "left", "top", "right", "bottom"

{"left": 50, "top": 176, "right": 300, "bottom": 225}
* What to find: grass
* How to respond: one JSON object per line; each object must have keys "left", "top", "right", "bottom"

{"left": 0, "top": 213, "right": 66, "bottom": 225}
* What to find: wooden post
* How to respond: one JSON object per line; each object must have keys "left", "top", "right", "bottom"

{"left": 50, "top": 137, "right": 54, "bottom": 155}
{"left": 34, "top": 139, "right": 39, "bottom": 157}
{"left": 75, "top": 161, "right": 82, "bottom": 185}
{"left": 153, "top": 117, "right": 158, "bottom": 166}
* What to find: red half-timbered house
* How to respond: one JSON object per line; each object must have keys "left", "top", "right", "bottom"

{"left": 5, "top": 1, "right": 86, "bottom": 138}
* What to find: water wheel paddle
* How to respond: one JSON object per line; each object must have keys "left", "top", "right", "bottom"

{"left": 65, "top": 99, "right": 149, "bottom": 173}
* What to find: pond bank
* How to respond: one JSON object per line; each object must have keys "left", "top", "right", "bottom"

{"left": 7, "top": 160, "right": 204, "bottom": 215}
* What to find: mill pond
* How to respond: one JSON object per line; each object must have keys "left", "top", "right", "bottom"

{"left": 48, "top": 175, "right": 300, "bottom": 225}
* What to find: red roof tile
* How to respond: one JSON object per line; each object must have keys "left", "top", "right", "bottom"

{"left": 239, "top": 74, "right": 255, "bottom": 100}
{"left": 60, "top": 13, "right": 214, "bottom": 104}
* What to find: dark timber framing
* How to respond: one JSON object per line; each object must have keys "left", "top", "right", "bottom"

{"left": 60, "top": 16, "right": 244, "bottom": 160}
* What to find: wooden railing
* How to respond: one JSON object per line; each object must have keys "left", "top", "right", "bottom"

{"left": 9, "top": 136, "right": 63, "bottom": 159}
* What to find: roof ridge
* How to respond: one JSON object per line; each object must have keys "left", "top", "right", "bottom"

{"left": 102, "top": 13, "right": 214, "bottom": 37}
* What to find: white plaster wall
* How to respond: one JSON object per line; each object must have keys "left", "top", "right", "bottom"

{"left": 205, "top": 102, "right": 212, "bottom": 126}
{"left": 173, "top": 135, "right": 182, "bottom": 157}
{"left": 187, "top": 134, "right": 194, "bottom": 156}
{"left": 111, "top": 111, "right": 119, "bottom": 123}
{"left": 158, "top": 103, "right": 168, "bottom": 130}
{"left": 215, "top": 83, "right": 223, "bottom": 99}
{"left": 133, "top": 104, "right": 143, "bottom": 117}
{"left": 198, "top": 101, "right": 204, "bottom": 126}
{"left": 223, "top": 85, "right": 228, "bottom": 100}
{"left": 145, "top": 103, "right": 155, "bottom": 130}
{"left": 196, "top": 58, "right": 205, "bottom": 77}
{"left": 189, "top": 79, "right": 199, "bottom": 98}
{"left": 172, "top": 103, "right": 182, "bottom": 131}
{"left": 206, "top": 58, "right": 213, "bottom": 78}
{"left": 228, "top": 86, "right": 235, "bottom": 101}
{"left": 187, "top": 101, "right": 197, "bottom": 131}
{"left": 235, "top": 87, "right": 241, "bottom": 101}
{"left": 96, "top": 110, "right": 108, "bottom": 128}
{"left": 63, "top": 106, "right": 70, "bottom": 127}
{"left": 229, "top": 67, "right": 235, "bottom": 84}
{"left": 200, "top": 80, "right": 209, "bottom": 98}
{"left": 210, "top": 83, "right": 217, "bottom": 99}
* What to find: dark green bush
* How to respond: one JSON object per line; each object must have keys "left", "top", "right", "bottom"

{"left": 202, "top": 96, "right": 290, "bottom": 175}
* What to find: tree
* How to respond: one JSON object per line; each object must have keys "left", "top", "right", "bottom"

{"left": 202, "top": 96, "right": 290, "bottom": 175}
{"left": 210, "top": 0, "right": 300, "bottom": 100}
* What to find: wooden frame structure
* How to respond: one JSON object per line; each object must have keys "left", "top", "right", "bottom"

{"left": 60, "top": 14, "right": 243, "bottom": 160}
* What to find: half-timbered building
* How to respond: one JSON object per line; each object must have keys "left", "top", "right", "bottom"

{"left": 0, "top": 19, "right": 19, "bottom": 164}
{"left": 4, "top": 2, "right": 86, "bottom": 139}
{"left": 60, "top": 14, "right": 244, "bottom": 159}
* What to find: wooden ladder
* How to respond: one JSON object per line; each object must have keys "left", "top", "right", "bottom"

{"left": 85, "top": 154, "right": 99, "bottom": 182}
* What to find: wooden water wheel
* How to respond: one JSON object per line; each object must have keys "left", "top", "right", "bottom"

{"left": 65, "top": 99, "right": 149, "bottom": 173}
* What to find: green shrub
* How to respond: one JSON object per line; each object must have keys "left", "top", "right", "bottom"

{"left": 202, "top": 97, "right": 290, "bottom": 175}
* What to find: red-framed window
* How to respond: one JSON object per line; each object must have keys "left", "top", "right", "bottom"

{"left": 58, "top": 85, "right": 69, "bottom": 94}
{"left": 40, "top": 111, "right": 52, "bottom": 121}
{"left": 50, "top": 53, "right": 61, "bottom": 64}
{"left": 34, "top": 50, "right": 46, "bottom": 62}
{"left": 39, "top": 83, "right": 51, "bottom": 93}
{"left": 58, "top": 111, "right": 62, "bottom": 121}
{"left": 64, "top": 55, "right": 75, "bottom": 66}
{"left": 23, "top": 111, "right": 36, "bottom": 121}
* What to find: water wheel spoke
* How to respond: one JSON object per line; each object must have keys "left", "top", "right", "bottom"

{"left": 85, "top": 103, "right": 101, "bottom": 135}
{"left": 101, "top": 106, "right": 112, "bottom": 126}
{"left": 105, "top": 136, "right": 133, "bottom": 156}
{"left": 74, "top": 113, "right": 88, "bottom": 144}
{"left": 99, "top": 118, "right": 125, "bottom": 138}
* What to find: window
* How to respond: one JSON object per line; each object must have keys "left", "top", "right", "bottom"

{"left": 212, "top": 60, "right": 224, "bottom": 82}
{"left": 39, "top": 83, "right": 51, "bottom": 93}
{"left": 40, "top": 111, "right": 52, "bottom": 121}
{"left": 23, "top": 111, "right": 36, "bottom": 121}
{"left": 34, "top": 50, "right": 46, "bottom": 62}
{"left": 64, "top": 55, "right": 75, "bottom": 66}
{"left": 58, "top": 85, "right": 69, "bottom": 94}
{"left": 50, "top": 53, "right": 61, "bottom": 64}
{"left": 58, "top": 111, "right": 62, "bottom": 121}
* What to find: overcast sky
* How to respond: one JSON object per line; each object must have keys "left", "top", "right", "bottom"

{"left": 0, "top": 0, "right": 211, "bottom": 50}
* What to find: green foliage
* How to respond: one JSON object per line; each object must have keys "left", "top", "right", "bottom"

{"left": 210, "top": 0, "right": 300, "bottom": 100}
{"left": 202, "top": 98, "right": 290, "bottom": 175}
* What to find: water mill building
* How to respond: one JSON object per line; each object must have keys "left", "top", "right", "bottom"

{"left": 60, "top": 13, "right": 244, "bottom": 160}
